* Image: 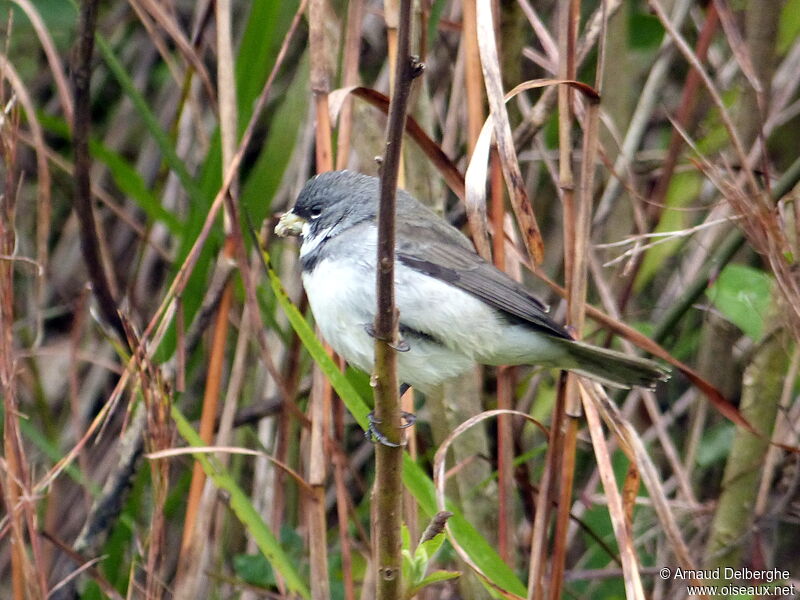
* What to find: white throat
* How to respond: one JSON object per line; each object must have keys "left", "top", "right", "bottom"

{"left": 300, "top": 223, "right": 332, "bottom": 258}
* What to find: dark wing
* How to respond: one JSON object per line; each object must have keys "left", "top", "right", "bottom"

{"left": 396, "top": 221, "right": 572, "bottom": 340}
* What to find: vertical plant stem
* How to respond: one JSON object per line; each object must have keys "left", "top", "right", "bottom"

{"left": 71, "top": 0, "right": 127, "bottom": 346}
{"left": 704, "top": 329, "right": 788, "bottom": 575}
{"left": 487, "top": 0, "right": 514, "bottom": 567}
{"left": 333, "top": 400, "right": 356, "bottom": 600}
{"left": 139, "top": 370, "right": 172, "bottom": 600}
{"left": 558, "top": 2, "right": 578, "bottom": 298}
{"left": 491, "top": 149, "right": 513, "bottom": 564}
{"left": 547, "top": 414, "right": 577, "bottom": 600}
{"left": 336, "top": 0, "right": 364, "bottom": 170}
{"left": 527, "top": 376, "right": 566, "bottom": 600}
{"left": 461, "top": 0, "right": 483, "bottom": 154}
{"left": 178, "top": 1, "right": 238, "bottom": 585}
{"left": 310, "top": 0, "right": 334, "bottom": 173}
{"left": 385, "top": 0, "right": 399, "bottom": 92}
{"left": 309, "top": 367, "right": 333, "bottom": 600}
{"left": 179, "top": 268, "right": 233, "bottom": 551}
{"left": 384, "top": 0, "right": 405, "bottom": 185}
{"left": 550, "top": 1, "right": 582, "bottom": 598}
{"left": 309, "top": 0, "right": 335, "bottom": 596}
{"left": 373, "top": 1, "right": 415, "bottom": 598}
{"left": 1, "top": 107, "right": 41, "bottom": 600}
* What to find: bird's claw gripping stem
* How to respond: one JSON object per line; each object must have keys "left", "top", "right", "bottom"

{"left": 365, "top": 411, "right": 416, "bottom": 447}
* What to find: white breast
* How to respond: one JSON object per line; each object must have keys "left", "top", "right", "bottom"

{"left": 300, "top": 230, "right": 569, "bottom": 388}
{"left": 300, "top": 247, "right": 484, "bottom": 388}
{"left": 301, "top": 256, "right": 377, "bottom": 376}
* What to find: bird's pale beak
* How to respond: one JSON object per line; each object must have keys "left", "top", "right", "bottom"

{"left": 274, "top": 212, "right": 306, "bottom": 237}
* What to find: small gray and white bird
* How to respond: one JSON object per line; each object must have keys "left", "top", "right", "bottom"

{"left": 275, "top": 170, "right": 668, "bottom": 392}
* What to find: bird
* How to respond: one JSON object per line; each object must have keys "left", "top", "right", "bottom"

{"left": 275, "top": 170, "right": 669, "bottom": 393}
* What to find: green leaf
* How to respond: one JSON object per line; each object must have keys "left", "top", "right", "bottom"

{"left": 171, "top": 405, "right": 310, "bottom": 598}
{"left": 405, "top": 570, "right": 461, "bottom": 598}
{"left": 779, "top": 0, "right": 800, "bottom": 54}
{"left": 401, "top": 549, "right": 414, "bottom": 585}
{"left": 427, "top": 0, "right": 449, "bottom": 47}
{"left": 234, "top": 527, "right": 303, "bottom": 587}
{"left": 707, "top": 264, "right": 773, "bottom": 340}
{"left": 417, "top": 532, "right": 446, "bottom": 562}
{"left": 696, "top": 422, "right": 735, "bottom": 468}
{"left": 234, "top": 553, "right": 276, "bottom": 587}
{"left": 235, "top": 0, "right": 300, "bottom": 125}
{"left": 629, "top": 12, "right": 664, "bottom": 50}
{"left": 240, "top": 53, "right": 310, "bottom": 224}
{"left": 402, "top": 524, "right": 412, "bottom": 550}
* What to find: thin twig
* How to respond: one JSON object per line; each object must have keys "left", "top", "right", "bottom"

{"left": 373, "top": 0, "right": 417, "bottom": 597}
{"left": 71, "top": 0, "right": 128, "bottom": 347}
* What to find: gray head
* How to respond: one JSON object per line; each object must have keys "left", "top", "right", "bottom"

{"left": 297, "top": 170, "right": 379, "bottom": 233}
{"left": 275, "top": 171, "right": 381, "bottom": 242}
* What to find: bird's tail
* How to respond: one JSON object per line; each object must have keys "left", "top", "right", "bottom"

{"left": 554, "top": 339, "right": 670, "bottom": 390}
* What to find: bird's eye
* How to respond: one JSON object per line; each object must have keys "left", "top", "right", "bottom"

{"left": 309, "top": 207, "right": 323, "bottom": 219}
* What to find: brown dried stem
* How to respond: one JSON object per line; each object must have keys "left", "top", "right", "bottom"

{"left": 547, "top": 2, "right": 582, "bottom": 598}
{"left": 176, "top": 0, "right": 238, "bottom": 588}
{"left": 2, "top": 100, "right": 47, "bottom": 600}
{"left": 308, "top": 0, "right": 336, "bottom": 596}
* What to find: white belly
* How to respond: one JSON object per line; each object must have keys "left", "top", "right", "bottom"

{"left": 302, "top": 257, "right": 482, "bottom": 389}
{"left": 301, "top": 255, "right": 568, "bottom": 389}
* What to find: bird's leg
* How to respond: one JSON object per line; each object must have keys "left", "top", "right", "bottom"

{"left": 365, "top": 412, "right": 400, "bottom": 447}
{"left": 399, "top": 411, "right": 416, "bottom": 428}
{"left": 363, "top": 323, "right": 410, "bottom": 352}
{"left": 397, "top": 383, "right": 416, "bottom": 428}
{"left": 365, "top": 384, "right": 416, "bottom": 446}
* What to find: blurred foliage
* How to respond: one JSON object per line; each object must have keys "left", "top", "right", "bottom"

{"left": 1, "top": 0, "right": 799, "bottom": 598}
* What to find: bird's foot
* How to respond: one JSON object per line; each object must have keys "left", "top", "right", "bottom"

{"left": 363, "top": 324, "right": 410, "bottom": 352}
{"left": 399, "top": 410, "right": 416, "bottom": 428}
{"left": 365, "top": 411, "right": 416, "bottom": 447}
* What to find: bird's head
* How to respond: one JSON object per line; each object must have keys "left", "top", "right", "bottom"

{"left": 274, "top": 170, "right": 378, "bottom": 241}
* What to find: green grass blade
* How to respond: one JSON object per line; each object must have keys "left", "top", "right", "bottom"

{"left": 171, "top": 404, "right": 311, "bottom": 599}
{"left": 36, "top": 113, "right": 182, "bottom": 233}
{"left": 94, "top": 34, "right": 203, "bottom": 205}
{"left": 92, "top": 144, "right": 182, "bottom": 233}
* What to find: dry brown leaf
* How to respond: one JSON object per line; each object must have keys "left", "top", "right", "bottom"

{"left": 328, "top": 86, "right": 465, "bottom": 200}
{"left": 475, "top": 0, "right": 544, "bottom": 264}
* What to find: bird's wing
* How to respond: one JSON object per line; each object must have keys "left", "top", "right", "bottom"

{"left": 396, "top": 221, "right": 572, "bottom": 340}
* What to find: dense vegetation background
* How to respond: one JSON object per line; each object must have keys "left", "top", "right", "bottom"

{"left": 1, "top": 0, "right": 799, "bottom": 598}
